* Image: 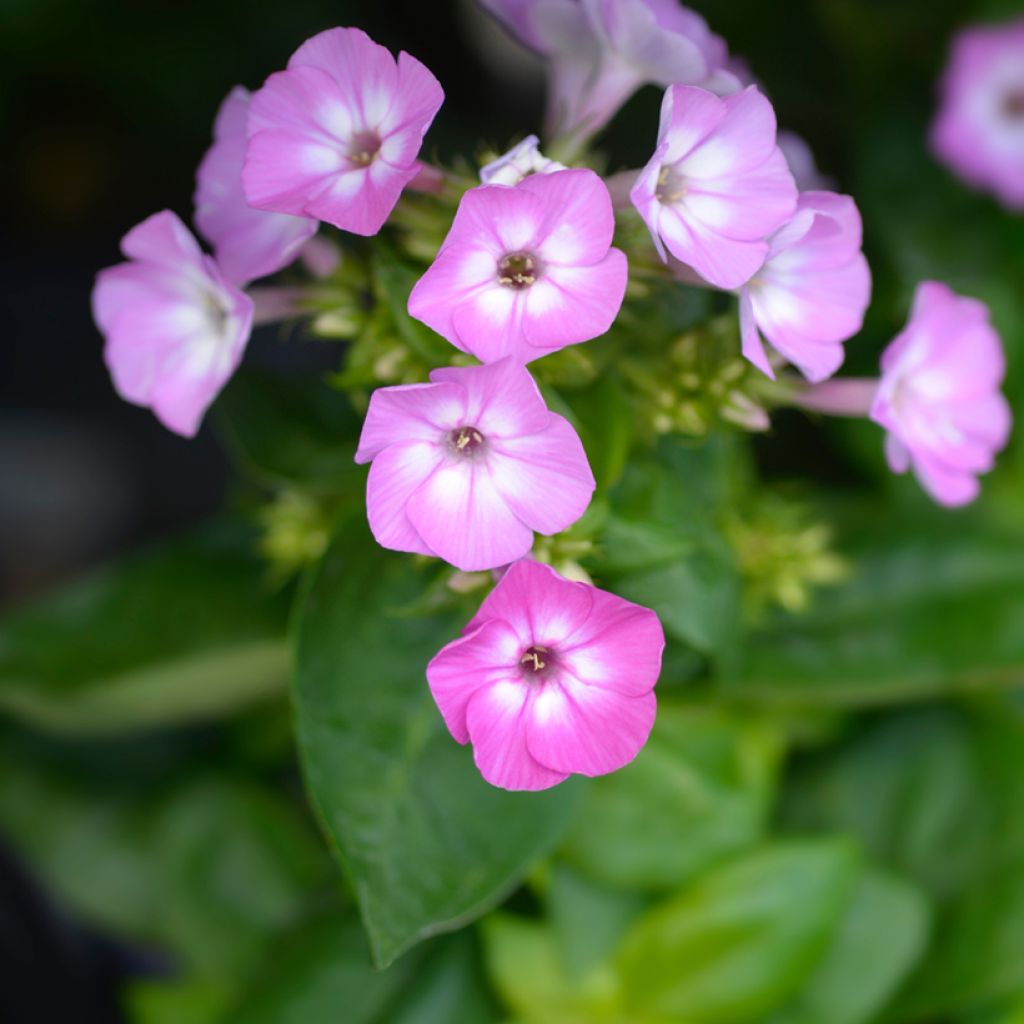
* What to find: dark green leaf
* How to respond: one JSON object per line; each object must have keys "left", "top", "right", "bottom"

{"left": 562, "top": 705, "right": 782, "bottom": 890}
{"left": 0, "top": 525, "right": 289, "bottom": 735}
{"left": 293, "top": 516, "right": 580, "bottom": 966}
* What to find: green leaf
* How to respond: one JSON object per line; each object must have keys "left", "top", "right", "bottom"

{"left": 564, "top": 373, "right": 635, "bottom": 493}
{"left": 616, "top": 840, "right": 860, "bottom": 1024}
{"left": 293, "top": 516, "right": 580, "bottom": 967}
{"left": 217, "top": 370, "right": 362, "bottom": 494}
{"left": 766, "top": 867, "right": 932, "bottom": 1024}
{"left": 0, "top": 764, "right": 329, "bottom": 979}
{"left": 562, "top": 705, "right": 783, "bottom": 890}
{"left": 482, "top": 914, "right": 622, "bottom": 1024}
{"left": 782, "top": 706, "right": 1024, "bottom": 902}
{"left": 726, "top": 529, "right": 1024, "bottom": 706}
{"left": 0, "top": 525, "right": 289, "bottom": 735}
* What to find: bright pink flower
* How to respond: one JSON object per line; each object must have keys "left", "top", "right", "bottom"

{"left": 194, "top": 86, "right": 318, "bottom": 286}
{"left": 931, "top": 18, "right": 1024, "bottom": 210}
{"left": 481, "top": 0, "right": 730, "bottom": 144}
{"left": 739, "top": 191, "right": 871, "bottom": 383}
{"left": 630, "top": 85, "right": 797, "bottom": 289}
{"left": 408, "top": 169, "right": 626, "bottom": 363}
{"left": 871, "top": 282, "right": 1012, "bottom": 506}
{"left": 427, "top": 559, "right": 663, "bottom": 790}
{"left": 91, "top": 211, "right": 253, "bottom": 437}
{"left": 243, "top": 27, "right": 444, "bottom": 236}
{"left": 480, "top": 135, "right": 567, "bottom": 186}
{"left": 354, "top": 358, "right": 595, "bottom": 571}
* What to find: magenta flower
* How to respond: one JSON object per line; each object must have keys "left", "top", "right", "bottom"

{"left": 630, "top": 85, "right": 797, "bottom": 289}
{"left": 931, "top": 18, "right": 1024, "bottom": 210}
{"left": 479, "top": 135, "right": 567, "bottom": 186}
{"left": 194, "top": 86, "right": 317, "bottom": 285}
{"left": 408, "top": 168, "right": 627, "bottom": 363}
{"left": 427, "top": 559, "right": 663, "bottom": 790}
{"left": 481, "top": 0, "right": 730, "bottom": 145}
{"left": 243, "top": 27, "right": 444, "bottom": 236}
{"left": 739, "top": 191, "right": 871, "bottom": 383}
{"left": 91, "top": 211, "right": 253, "bottom": 437}
{"left": 354, "top": 358, "right": 596, "bottom": 571}
{"left": 871, "top": 282, "right": 1012, "bottom": 506}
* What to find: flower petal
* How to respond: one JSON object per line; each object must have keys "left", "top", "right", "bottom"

{"left": 364, "top": 441, "right": 443, "bottom": 556}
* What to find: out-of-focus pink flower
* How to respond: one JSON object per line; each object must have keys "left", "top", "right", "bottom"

{"left": 480, "top": 135, "right": 567, "bottom": 185}
{"left": 92, "top": 211, "right": 253, "bottom": 438}
{"left": 480, "top": 0, "right": 729, "bottom": 145}
{"left": 194, "top": 86, "right": 318, "bottom": 285}
{"left": 739, "top": 191, "right": 871, "bottom": 383}
{"left": 777, "top": 130, "right": 833, "bottom": 192}
{"left": 354, "top": 359, "right": 595, "bottom": 571}
{"left": 630, "top": 85, "right": 797, "bottom": 289}
{"left": 408, "top": 168, "right": 627, "bottom": 363}
{"left": 243, "top": 27, "right": 444, "bottom": 235}
{"left": 427, "top": 559, "right": 663, "bottom": 790}
{"left": 871, "top": 281, "right": 1011, "bottom": 506}
{"left": 931, "top": 18, "right": 1024, "bottom": 210}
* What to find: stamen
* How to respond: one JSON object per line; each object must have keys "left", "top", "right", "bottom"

{"left": 1003, "top": 87, "right": 1024, "bottom": 121}
{"left": 498, "top": 251, "right": 538, "bottom": 289}
{"left": 348, "top": 130, "right": 382, "bottom": 167}
{"left": 520, "top": 645, "right": 549, "bottom": 673}
{"left": 448, "top": 425, "right": 485, "bottom": 455}
{"left": 656, "top": 165, "right": 686, "bottom": 203}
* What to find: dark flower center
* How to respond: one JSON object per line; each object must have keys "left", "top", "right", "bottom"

{"left": 1002, "top": 87, "right": 1024, "bottom": 121}
{"left": 348, "top": 130, "right": 382, "bottom": 167}
{"left": 520, "top": 644, "right": 553, "bottom": 677}
{"left": 656, "top": 164, "right": 686, "bottom": 203}
{"left": 448, "top": 425, "right": 485, "bottom": 455}
{"left": 498, "top": 251, "right": 538, "bottom": 289}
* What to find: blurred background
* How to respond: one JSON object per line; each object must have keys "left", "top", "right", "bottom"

{"left": 1, "top": 0, "right": 1022, "bottom": 1021}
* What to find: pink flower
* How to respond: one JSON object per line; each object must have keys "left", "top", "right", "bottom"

{"left": 739, "top": 191, "right": 871, "bottom": 383}
{"left": 194, "top": 86, "right": 318, "bottom": 285}
{"left": 427, "top": 559, "right": 663, "bottom": 790}
{"left": 480, "top": 135, "right": 567, "bottom": 185}
{"left": 408, "top": 168, "right": 627, "bottom": 363}
{"left": 931, "top": 18, "right": 1024, "bottom": 210}
{"left": 630, "top": 85, "right": 797, "bottom": 289}
{"left": 92, "top": 211, "right": 253, "bottom": 437}
{"left": 354, "top": 358, "right": 595, "bottom": 571}
{"left": 480, "top": 0, "right": 730, "bottom": 145}
{"left": 777, "top": 130, "right": 833, "bottom": 192}
{"left": 242, "top": 27, "right": 444, "bottom": 236}
{"left": 871, "top": 282, "right": 1012, "bottom": 506}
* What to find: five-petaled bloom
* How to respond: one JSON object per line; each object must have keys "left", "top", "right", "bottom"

{"left": 871, "top": 281, "right": 1012, "bottom": 506}
{"left": 354, "top": 359, "right": 596, "bottom": 571}
{"left": 427, "top": 559, "right": 664, "bottom": 790}
{"left": 930, "top": 17, "right": 1024, "bottom": 210}
{"left": 739, "top": 191, "right": 871, "bottom": 383}
{"left": 408, "top": 168, "right": 627, "bottom": 363}
{"left": 92, "top": 210, "right": 253, "bottom": 437}
{"left": 481, "top": 0, "right": 731, "bottom": 144}
{"left": 243, "top": 27, "right": 444, "bottom": 236}
{"left": 631, "top": 84, "right": 797, "bottom": 290}
{"left": 195, "top": 85, "right": 318, "bottom": 285}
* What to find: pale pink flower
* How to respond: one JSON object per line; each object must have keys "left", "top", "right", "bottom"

{"left": 194, "top": 86, "right": 318, "bottom": 285}
{"left": 931, "top": 18, "right": 1024, "bottom": 210}
{"left": 427, "top": 559, "right": 663, "bottom": 790}
{"left": 354, "top": 359, "right": 595, "bottom": 571}
{"left": 871, "top": 282, "right": 1011, "bottom": 506}
{"left": 739, "top": 191, "right": 871, "bottom": 383}
{"left": 243, "top": 27, "right": 444, "bottom": 236}
{"left": 480, "top": 0, "right": 730, "bottom": 145}
{"left": 777, "top": 130, "right": 833, "bottom": 192}
{"left": 91, "top": 211, "right": 253, "bottom": 437}
{"left": 480, "top": 135, "right": 567, "bottom": 185}
{"left": 631, "top": 84, "right": 797, "bottom": 289}
{"left": 408, "top": 168, "right": 626, "bottom": 363}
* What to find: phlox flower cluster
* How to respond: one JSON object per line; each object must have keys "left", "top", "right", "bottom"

{"left": 91, "top": 4, "right": 1013, "bottom": 789}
